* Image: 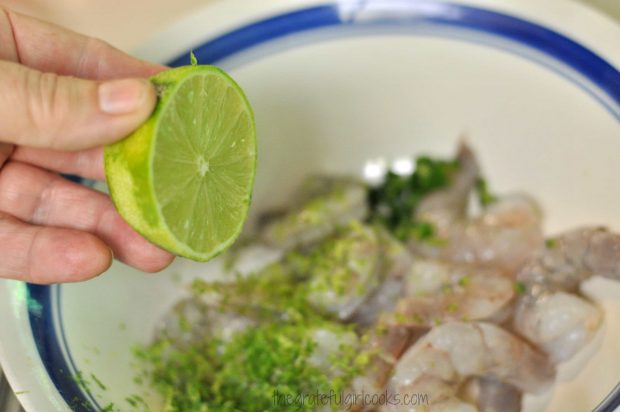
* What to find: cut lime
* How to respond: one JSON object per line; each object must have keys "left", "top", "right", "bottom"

{"left": 104, "top": 65, "right": 256, "bottom": 261}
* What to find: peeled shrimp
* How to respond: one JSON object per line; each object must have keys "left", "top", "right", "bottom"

{"left": 349, "top": 322, "right": 418, "bottom": 402}
{"left": 516, "top": 226, "right": 620, "bottom": 292}
{"left": 156, "top": 297, "right": 255, "bottom": 351}
{"left": 302, "top": 221, "right": 383, "bottom": 320}
{"left": 307, "top": 327, "right": 359, "bottom": 376}
{"left": 387, "top": 260, "right": 514, "bottom": 328}
{"left": 261, "top": 176, "right": 368, "bottom": 249}
{"left": 351, "top": 227, "right": 413, "bottom": 327}
{"left": 459, "top": 377, "right": 521, "bottom": 412}
{"left": 384, "top": 321, "right": 555, "bottom": 412}
{"left": 412, "top": 144, "right": 544, "bottom": 273}
{"left": 513, "top": 227, "right": 620, "bottom": 363}
{"left": 415, "top": 144, "right": 481, "bottom": 232}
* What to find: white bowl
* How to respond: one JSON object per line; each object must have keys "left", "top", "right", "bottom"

{"left": 1, "top": 0, "right": 620, "bottom": 411}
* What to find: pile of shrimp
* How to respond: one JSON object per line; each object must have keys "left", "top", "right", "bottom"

{"left": 164, "top": 144, "right": 620, "bottom": 412}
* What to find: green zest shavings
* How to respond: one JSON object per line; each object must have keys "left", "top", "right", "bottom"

{"left": 100, "top": 404, "right": 120, "bottom": 412}
{"left": 136, "top": 322, "right": 361, "bottom": 412}
{"left": 514, "top": 281, "right": 527, "bottom": 295}
{"left": 136, "top": 252, "right": 370, "bottom": 412}
{"left": 457, "top": 276, "right": 470, "bottom": 287}
{"left": 545, "top": 238, "right": 558, "bottom": 249}
{"left": 368, "top": 156, "right": 459, "bottom": 241}
{"left": 189, "top": 50, "right": 198, "bottom": 66}
{"left": 90, "top": 373, "right": 107, "bottom": 391}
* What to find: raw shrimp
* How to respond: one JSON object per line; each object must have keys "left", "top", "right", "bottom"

{"left": 307, "top": 327, "right": 359, "bottom": 375}
{"left": 156, "top": 297, "right": 255, "bottom": 351}
{"left": 298, "top": 221, "right": 383, "bottom": 320}
{"left": 349, "top": 322, "right": 419, "bottom": 402}
{"left": 412, "top": 144, "right": 544, "bottom": 273}
{"left": 261, "top": 176, "right": 368, "bottom": 249}
{"left": 415, "top": 143, "right": 480, "bottom": 231}
{"left": 459, "top": 377, "right": 521, "bottom": 412}
{"left": 384, "top": 321, "right": 555, "bottom": 412}
{"left": 513, "top": 292, "right": 602, "bottom": 364}
{"left": 513, "top": 227, "right": 620, "bottom": 363}
{"left": 351, "top": 227, "right": 413, "bottom": 327}
{"left": 516, "top": 226, "right": 620, "bottom": 292}
{"left": 387, "top": 260, "right": 514, "bottom": 328}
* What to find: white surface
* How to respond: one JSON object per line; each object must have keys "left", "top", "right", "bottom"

{"left": 0, "top": 1, "right": 619, "bottom": 411}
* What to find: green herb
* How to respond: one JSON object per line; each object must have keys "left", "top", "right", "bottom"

{"left": 14, "top": 391, "right": 29, "bottom": 395}
{"left": 446, "top": 303, "right": 459, "bottom": 313}
{"left": 90, "top": 373, "right": 107, "bottom": 391}
{"left": 475, "top": 178, "right": 497, "bottom": 207}
{"left": 514, "top": 281, "right": 527, "bottom": 295}
{"left": 457, "top": 276, "right": 470, "bottom": 287}
{"left": 189, "top": 50, "right": 198, "bottom": 66}
{"left": 72, "top": 371, "right": 89, "bottom": 390}
{"left": 410, "top": 313, "right": 424, "bottom": 324}
{"left": 100, "top": 403, "right": 118, "bottom": 412}
{"left": 545, "top": 238, "right": 558, "bottom": 249}
{"left": 125, "top": 394, "right": 148, "bottom": 409}
{"left": 411, "top": 221, "right": 435, "bottom": 241}
{"left": 368, "top": 156, "right": 459, "bottom": 241}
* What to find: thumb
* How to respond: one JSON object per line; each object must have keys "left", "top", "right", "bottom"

{"left": 0, "top": 60, "right": 157, "bottom": 151}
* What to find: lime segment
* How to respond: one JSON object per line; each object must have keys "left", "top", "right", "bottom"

{"left": 104, "top": 65, "right": 256, "bottom": 262}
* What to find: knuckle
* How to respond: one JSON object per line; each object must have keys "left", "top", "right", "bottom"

{"left": 23, "top": 69, "right": 69, "bottom": 148}
{"left": 78, "top": 37, "right": 109, "bottom": 77}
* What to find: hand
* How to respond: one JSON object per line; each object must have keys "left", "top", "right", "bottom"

{"left": 0, "top": 7, "right": 174, "bottom": 284}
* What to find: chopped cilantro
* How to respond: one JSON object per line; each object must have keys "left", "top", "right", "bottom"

{"left": 100, "top": 403, "right": 119, "bottom": 412}
{"left": 368, "top": 156, "right": 459, "bottom": 241}
{"left": 545, "top": 238, "right": 558, "bottom": 249}
{"left": 457, "top": 276, "right": 470, "bottom": 287}
{"left": 475, "top": 178, "right": 497, "bottom": 207}
{"left": 90, "top": 373, "right": 107, "bottom": 391}
{"left": 514, "top": 281, "right": 527, "bottom": 295}
{"left": 411, "top": 221, "right": 435, "bottom": 241}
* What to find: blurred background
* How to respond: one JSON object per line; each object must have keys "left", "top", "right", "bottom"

{"left": 0, "top": 0, "right": 619, "bottom": 53}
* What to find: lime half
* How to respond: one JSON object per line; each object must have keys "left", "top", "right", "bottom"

{"left": 104, "top": 65, "right": 256, "bottom": 261}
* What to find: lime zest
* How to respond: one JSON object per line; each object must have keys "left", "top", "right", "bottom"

{"left": 190, "top": 50, "right": 198, "bottom": 66}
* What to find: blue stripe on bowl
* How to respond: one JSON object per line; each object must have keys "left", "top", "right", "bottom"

{"left": 170, "top": 0, "right": 620, "bottom": 116}
{"left": 27, "top": 285, "right": 97, "bottom": 411}
{"left": 26, "top": 1, "right": 620, "bottom": 410}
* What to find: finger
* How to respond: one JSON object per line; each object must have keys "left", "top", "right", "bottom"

{"left": 0, "top": 161, "right": 174, "bottom": 272}
{"left": 11, "top": 146, "right": 105, "bottom": 181}
{"left": 0, "top": 143, "right": 13, "bottom": 168}
{"left": 1, "top": 6, "right": 166, "bottom": 79}
{"left": 0, "top": 60, "right": 156, "bottom": 150}
{"left": 0, "top": 7, "right": 17, "bottom": 61}
{"left": 0, "top": 211, "right": 112, "bottom": 283}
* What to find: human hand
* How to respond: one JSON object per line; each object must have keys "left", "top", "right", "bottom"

{"left": 0, "top": 7, "right": 175, "bottom": 283}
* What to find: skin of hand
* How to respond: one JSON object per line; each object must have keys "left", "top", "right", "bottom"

{"left": 0, "top": 7, "right": 175, "bottom": 284}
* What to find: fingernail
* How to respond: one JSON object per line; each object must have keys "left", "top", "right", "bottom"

{"left": 98, "top": 78, "right": 151, "bottom": 115}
